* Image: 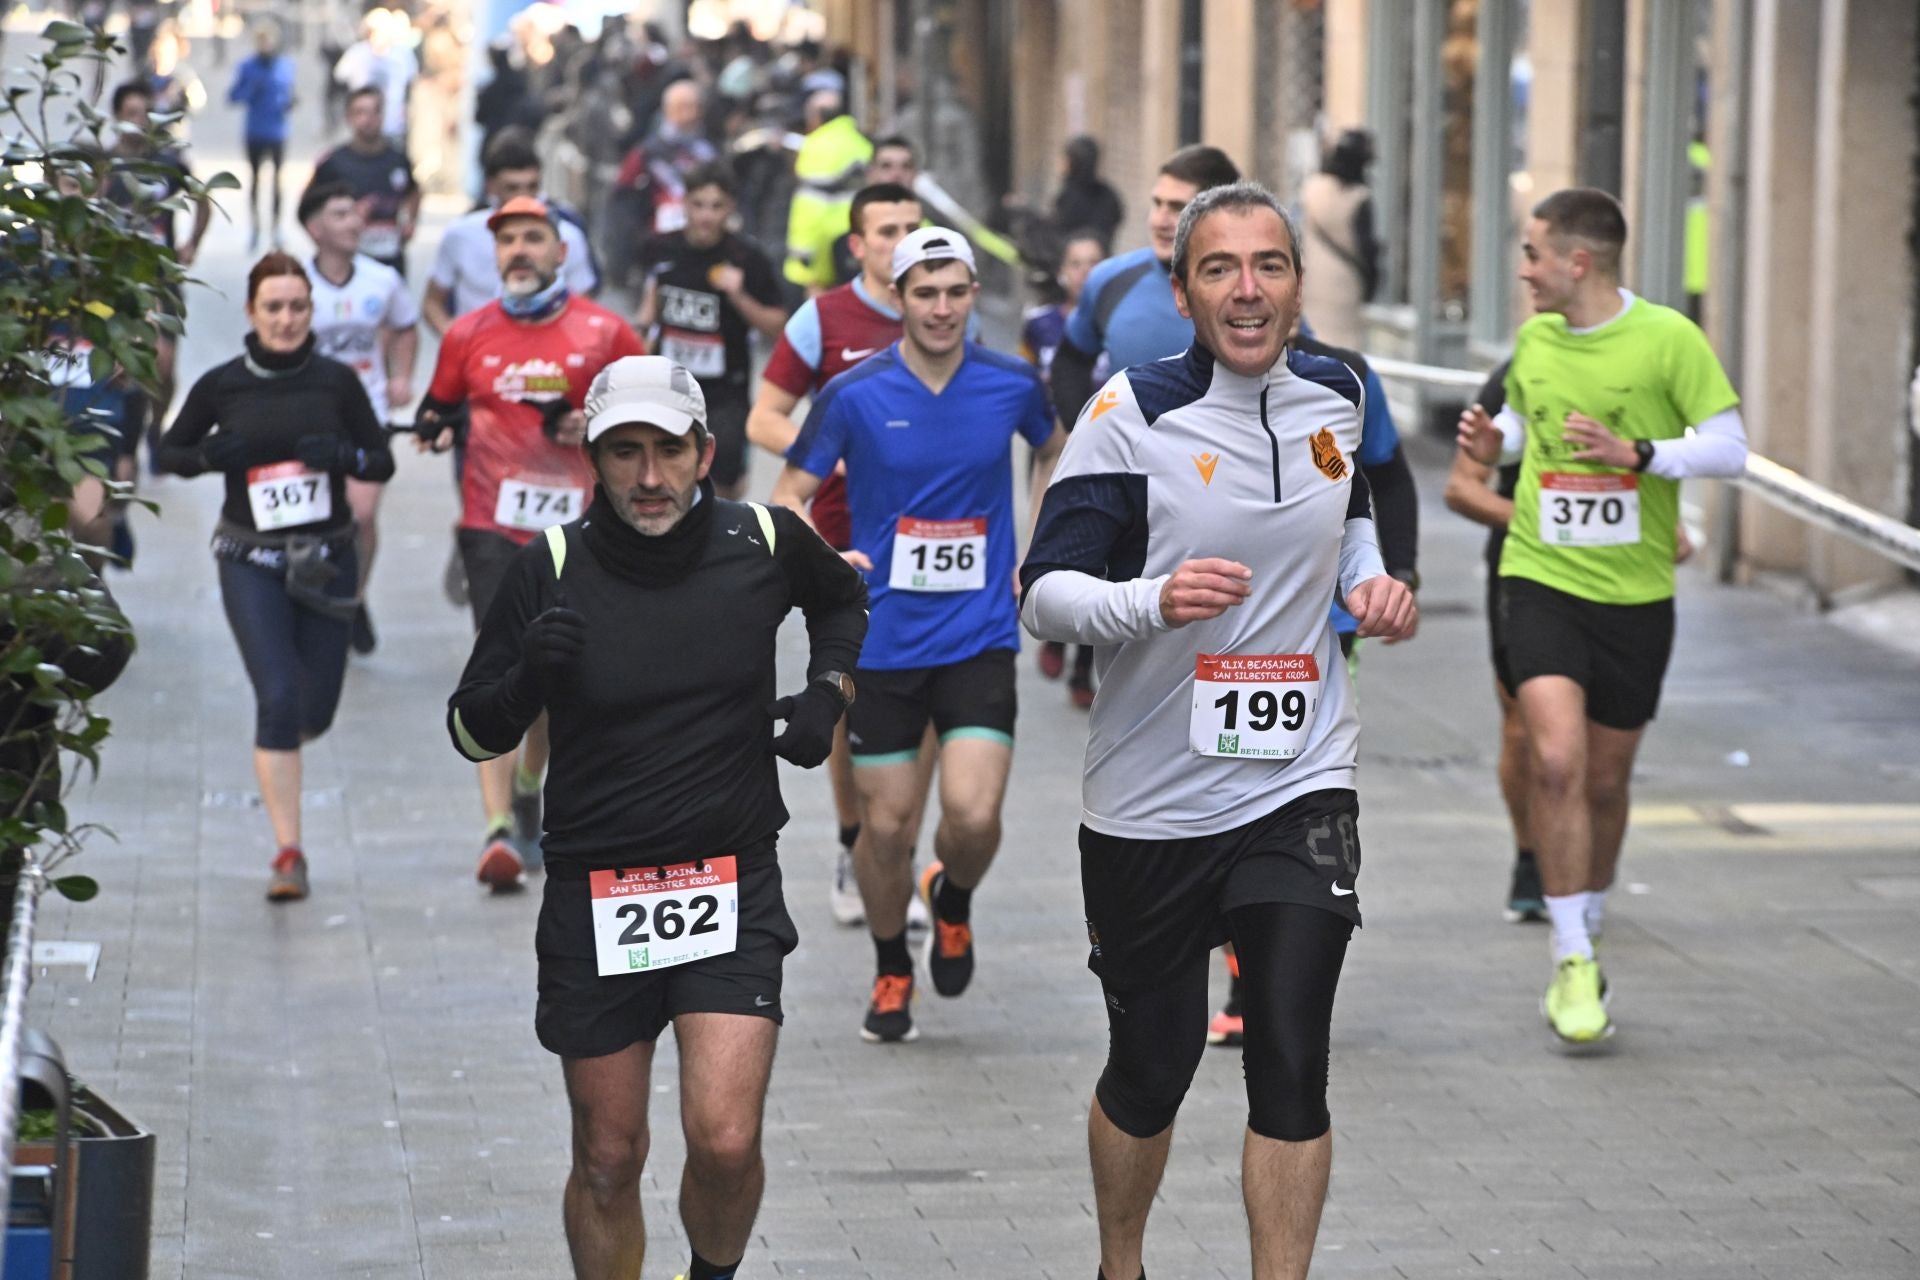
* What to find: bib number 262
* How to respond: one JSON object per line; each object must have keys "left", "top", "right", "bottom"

{"left": 589, "top": 857, "right": 739, "bottom": 976}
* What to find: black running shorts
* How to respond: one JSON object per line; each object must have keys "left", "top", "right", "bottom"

{"left": 1080, "top": 789, "right": 1362, "bottom": 995}
{"left": 457, "top": 527, "right": 522, "bottom": 630}
{"left": 1487, "top": 571, "right": 1517, "bottom": 697}
{"left": 847, "top": 648, "right": 1017, "bottom": 763}
{"left": 1499, "top": 576, "right": 1674, "bottom": 730}
{"left": 534, "top": 850, "right": 799, "bottom": 1059}
{"left": 704, "top": 391, "right": 750, "bottom": 490}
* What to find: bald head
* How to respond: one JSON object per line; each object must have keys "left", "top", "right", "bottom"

{"left": 662, "top": 79, "right": 701, "bottom": 131}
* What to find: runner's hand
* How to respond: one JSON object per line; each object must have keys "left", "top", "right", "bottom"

{"left": 841, "top": 549, "right": 874, "bottom": 572}
{"left": 516, "top": 607, "right": 586, "bottom": 695}
{"left": 200, "top": 431, "right": 256, "bottom": 471}
{"left": 1159, "top": 558, "right": 1252, "bottom": 628}
{"left": 1456, "top": 403, "right": 1503, "bottom": 466}
{"left": 1564, "top": 412, "right": 1635, "bottom": 468}
{"left": 710, "top": 263, "right": 745, "bottom": 297}
{"left": 767, "top": 686, "right": 840, "bottom": 768}
{"left": 296, "top": 434, "right": 358, "bottom": 474}
{"left": 1345, "top": 574, "right": 1417, "bottom": 641}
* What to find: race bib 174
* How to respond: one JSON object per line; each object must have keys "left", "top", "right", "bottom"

{"left": 589, "top": 858, "right": 739, "bottom": 977}
{"left": 1190, "top": 653, "right": 1321, "bottom": 759}
{"left": 495, "top": 475, "right": 585, "bottom": 533}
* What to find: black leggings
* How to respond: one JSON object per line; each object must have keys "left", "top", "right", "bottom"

{"left": 218, "top": 550, "right": 356, "bottom": 750}
{"left": 245, "top": 139, "right": 284, "bottom": 221}
{"left": 1095, "top": 902, "right": 1352, "bottom": 1143}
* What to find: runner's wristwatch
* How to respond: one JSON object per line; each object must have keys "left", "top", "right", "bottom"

{"left": 814, "top": 670, "right": 856, "bottom": 710}
{"left": 1632, "top": 439, "right": 1655, "bottom": 472}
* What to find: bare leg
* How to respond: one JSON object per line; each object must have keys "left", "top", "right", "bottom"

{"left": 561, "top": 1041, "right": 655, "bottom": 1280}
{"left": 1089, "top": 1098, "right": 1171, "bottom": 1280}
{"left": 254, "top": 747, "right": 301, "bottom": 848}
{"left": 1243, "top": 1129, "right": 1332, "bottom": 1280}
{"left": 1515, "top": 676, "right": 1593, "bottom": 897}
{"left": 1495, "top": 680, "right": 1531, "bottom": 849}
{"left": 478, "top": 755, "right": 515, "bottom": 828}
{"left": 1583, "top": 721, "right": 1646, "bottom": 892}
{"left": 927, "top": 736, "right": 1012, "bottom": 891}
{"left": 852, "top": 760, "right": 923, "bottom": 938}
{"left": 675, "top": 1014, "right": 778, "bottom": 1267}
{"left": 898, "top": 724, "right": 939, "bottom": 855}
{"left": 522, "top": 713, "right": 551, "bottom": 777}
{"left": 827, "top": 722, "right": 860, "bottom": 830}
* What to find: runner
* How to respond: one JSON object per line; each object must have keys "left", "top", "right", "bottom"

{"left": 748, "top": 181, "right": 924, "bottom": 928}
{"left": 417, "top": 196, "right": 646, "bottom": 889}
{"left": 299, "top": 181, "right": 420, "bottom": 655}
{"left": 225, "top": 23, "right": 296, "bottom": 251}
{"left": 155, "top": 253, "right": 395, "bottom": 901}
{"left": 1020, "top": 181, "right": 1415, "bottom": 1280}
{"left": 1020, "top": 228, "right": 1107, "bottom": 707}
{"left": 635, "top": 162, "right": 786, "bottom": 500}
{"left": 1048, "top": 144, "right": 1241, "bottom": 426}
{"left": 310, "top": 86, "right": 421, "bottom": 277}
{"left": 772, "top": 227, "right": 1065, "bottom": 1044}
{"left": 829, "top": 136, "right": 916, "bottom": 284}
{"left": 1457, "top": 187, "right": 1746, "bottom": 1044}
{"left": 447, "top": 354, "right": 868, "bottom": 1280}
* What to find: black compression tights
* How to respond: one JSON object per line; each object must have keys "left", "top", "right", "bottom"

{"left": 1095, "top": 903, "right": 1353, "bottom": 1142}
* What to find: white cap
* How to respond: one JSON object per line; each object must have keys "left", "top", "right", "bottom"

{"left": 890, "top": 226, "right": 977, "bottom": 286}
{"left": 583, "top": 356, "right": 707, "bottom": 443}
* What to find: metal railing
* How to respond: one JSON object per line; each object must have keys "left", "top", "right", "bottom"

{"left": 0, "top": 856, "right": 49, "bottom": 1276}
{"left": 1370, "top": 355, "right": 1920, "bottom": 577}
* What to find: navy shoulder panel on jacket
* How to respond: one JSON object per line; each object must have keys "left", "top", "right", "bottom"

{"left": 1286, "top": 347, "right": 1363, "bottom": 409}
{"left": 1124, "top": 348, "right": 1209, "bottom": 427}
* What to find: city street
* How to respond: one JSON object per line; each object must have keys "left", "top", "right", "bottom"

{"left": 11, "top": 23, "right": 1920, "bottom": 1280}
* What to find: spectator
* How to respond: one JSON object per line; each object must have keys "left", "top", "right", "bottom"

{"left": 782, "top": 90, "right": 871, "bottom": 294}
{"left": 1298, "top": 128, "right": 1381, "bottom": 350}
{"left": 1050, "top": 134, "right": 1124, "bottom": 250}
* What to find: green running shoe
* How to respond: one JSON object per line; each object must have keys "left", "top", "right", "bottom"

{"left": 1544, "top": 955, "right": 1613, "bottom": 1044}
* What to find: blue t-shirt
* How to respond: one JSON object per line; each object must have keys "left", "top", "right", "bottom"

{"left": 1329, "top": 361, "right": 1401, "bottom": 634}
{"left": 789, "top": 342, "right": 1056, "bottom": 670}
{"left": 1062, "top": 247, "right": 1192, "bottom": 374}
{"left": 228, "top": 54, "right": 296, "bottom": 144}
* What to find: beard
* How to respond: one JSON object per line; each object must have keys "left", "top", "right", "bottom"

{"left": 502, "top": 262, "right": 557, "bottom": 299}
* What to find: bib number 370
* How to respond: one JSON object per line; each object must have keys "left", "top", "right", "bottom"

{"left": 1539, "top": 472, "right": 1640, "bottom": 546}
{"left": 1190, "top": 654, "right": 1321, "bottom": 759}
{"left": 589, "top": 857, "right": 739, "bottom": 977}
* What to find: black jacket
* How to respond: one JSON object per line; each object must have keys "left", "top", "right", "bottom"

{"left": 448, "top": 487, "right": 868, "bottom": 869}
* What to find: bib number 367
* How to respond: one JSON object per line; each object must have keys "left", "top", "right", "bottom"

{"left": 1190, "top": 654, "right": 1321, "bottom": 759}
{"left": 590, "top": 857, "right": 739, "bottom": 977}
{"left": 246, "top": 462, "right": 331, "bottom": 531}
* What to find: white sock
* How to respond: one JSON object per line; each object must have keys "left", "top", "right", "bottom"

{"left": 1585, "top": 889, "right": 1609, "bottom": 939}
{"left": 1545, "top": 892, "right": 1593, "bottom": 962}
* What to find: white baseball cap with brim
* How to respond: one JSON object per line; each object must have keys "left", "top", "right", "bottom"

{"left": 584, "top": 356, "right": 708, "bottom": 443}
{"left": 891, "top": 226, "right": 977, "bottom": 286}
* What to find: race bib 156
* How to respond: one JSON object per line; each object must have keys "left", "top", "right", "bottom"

{"left": 889, "top": 517, "right": 987, "bottom": 592}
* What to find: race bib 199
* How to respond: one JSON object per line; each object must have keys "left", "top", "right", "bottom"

{"left": 889, "top": 517, "right": 987, "bottom": 592}
{"left": 1190, "top": 653, "right": 1321, "bottom": 759}
{"left": 246, "top": 462, "right": 331, "bottom": 530}
{"left": 590, "top": 857, "right": 739, "bottom": 977}
{"left": 494, "top": 475, "right": 585, "bottom": 532}
{"left": 1539, "top": 472, "right": 1640, "bottom": 546}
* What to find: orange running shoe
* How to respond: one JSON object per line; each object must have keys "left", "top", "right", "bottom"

{"left": 861, "top": 972, "right": 918, "bottom": 1043}
{"left": 919, "top": 861, "right": 975, "bottom": 996}
{"left": 475, "top": 830, "right": 525, "bottom": 893}
{"left": 266, "top": 848, "right": 309, "bottom": 902}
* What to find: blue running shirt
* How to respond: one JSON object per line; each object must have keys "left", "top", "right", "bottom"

{"left": 789, "top": 342, "right": 1056, "bottom": 670}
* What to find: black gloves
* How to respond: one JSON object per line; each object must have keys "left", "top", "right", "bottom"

{"left": 296, "top": 434, "right": 362, "bottom": 475}
{"left": 512, "top": 607, "right": 586, "bottom": 700}
{"left": 767, "top": 685, "right": 843, "bottom": 768}
{"left": 200, "top": 431, "right": 257, "bottom": 471}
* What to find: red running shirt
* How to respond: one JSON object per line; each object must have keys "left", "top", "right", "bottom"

{"left": 761, "top": 278, "right": 902, "bottom": 550}
{"left": 428, "top": 298, "right": 646, "bottom": 543}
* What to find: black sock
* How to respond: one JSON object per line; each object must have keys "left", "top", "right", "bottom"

{"left": 934, "top": 873, "right": 972, "bottom": 924}
{"left": 874, "top": 930, "right": 912, "bottom": 976}
{"left": 688, "top": 1250, "right": 741, "bottom": 1280}
{"left": 1094, "top": 1270, "right": 1146, "bottom": 1280}
{"left": 1517, "top": 847, "right": 1536, "bottom": 865}
{"left": 839, "top": 821, "right": 860, "bottom": 850}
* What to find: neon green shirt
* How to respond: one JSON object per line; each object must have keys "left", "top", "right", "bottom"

{"left": 1499, "top": 294, "right": 1739, "bottom": 604}
{"left": 784, "top": 116, "right": 873, "bottom": 289}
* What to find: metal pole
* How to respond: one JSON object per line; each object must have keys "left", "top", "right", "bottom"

{"left": 1468, "top": 0, "right": 1516, "bottom": 349}
{"left": 0, "top": 856, "right": 49, "bottom": 1279}
{"left": 1712, "top": 0, "right": 1752, "bottom": 584}
{"left": 911, "top": 0, "right": 936, "bottom": 173}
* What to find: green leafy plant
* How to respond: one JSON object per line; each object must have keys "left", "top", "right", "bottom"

{"left": 0, "top": 23, "right": 231, "bottom": 914}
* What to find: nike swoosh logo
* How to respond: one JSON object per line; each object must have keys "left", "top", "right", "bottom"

{"left": 1331, "top": 883, "right": 1355, "bottom": 897}
{"left": 840, "top": 347, "right": 877, "bottom": 361}
{"left": 753, "top": 995, "right": 774, "bottom": 1008}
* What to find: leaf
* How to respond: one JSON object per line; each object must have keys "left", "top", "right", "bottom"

{"left": 41, "top": 502, "right": 68, "bottom": 532}
{"left": 41, "top": 19, "right": 91, "bottom": 45}
{"left": 51, "top": 875, "right": 97, "bottom": 903}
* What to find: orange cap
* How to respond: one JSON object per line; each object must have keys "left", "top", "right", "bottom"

{"left": 486, "top": 195, "right": 555, "bottom": 233}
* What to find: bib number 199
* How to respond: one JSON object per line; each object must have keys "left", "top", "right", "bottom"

{"left": 1190, "top": 654, "right": 1322, "bottom": 759}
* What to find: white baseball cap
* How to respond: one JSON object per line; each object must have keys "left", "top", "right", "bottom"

{"left": 890, "top": 225, "right": 977, "bottom": 286}
{"left": 583, "top": 356, "right": 707, "bottom": 443}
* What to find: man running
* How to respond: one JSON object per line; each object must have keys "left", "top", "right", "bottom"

{"left": 1457, "top": 187, "right": 1745, "bottom": 1044}
{"left": 1021, "top": 182, "right": 1415, "bottom": 1280}
{"left": 635, "top": 162, "right": 786, "bottom": 500}
{"left": 310, "top": 86, "right": 421, "bottom": 277}
{"left": 300, "top": 181, "right": 419, "bottom": 655}
{"left": 448, "top": 355, "right": 866, "bottom": 1280}
{"left": 419, "top": 197, "right": 645, "bottom": 888}
{"left": 747, "top": 181, "right": 924, "bottom": 927}
{"left": 772, "top": 227, "right": 1064, "bottom": 1044}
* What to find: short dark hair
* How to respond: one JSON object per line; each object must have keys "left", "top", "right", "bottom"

{"left": 682, "top": 161, "right": 735, "bottom": 201}
{"left": 849, "top": 182, "right": 920, "bottom": 236}
{"left": 110, "top": 81, "right": 152, "bottom": 115}
{"left": 1062, "top": 227, "right": 1110, "bottom": 257}
{"left": 1170, "top": 181, "right": 1299, "bottom": 283}
{"left": 482, "top": 128, "right": 541, "bottom": 178}
{"left": 297, "top": 180, "right": 357, "bottom": 226}
{"left": 345, "top": 84, "right": 384, "bottom": 110}
{"left": 1158, "top": 145, "right": 1240, "bottom": 193}
{"left": 872, "top": 134, "right": 917, "bottom": 159}
{"left": 1531, "top": 187, "right": 1628, "bottom": 272}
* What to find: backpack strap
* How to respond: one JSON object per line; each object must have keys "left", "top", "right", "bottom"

{"left": 544, "top": 524, "right": 568, "bottom": 578}
{"left": 743, "top": 502, "right": 778, "bottom": 555}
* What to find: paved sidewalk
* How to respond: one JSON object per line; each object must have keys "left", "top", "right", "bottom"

{"left": 16, "top": 32, "right": 1920, "bottom": 1280}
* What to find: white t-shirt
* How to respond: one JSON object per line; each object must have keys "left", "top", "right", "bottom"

{"left": 429, "top": 206, "right": 600, "bottom": 319}
{"left": 308, "top": 254, "right": 419, "bottom": 421}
